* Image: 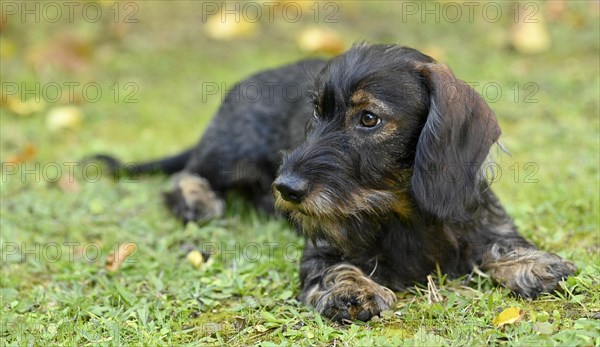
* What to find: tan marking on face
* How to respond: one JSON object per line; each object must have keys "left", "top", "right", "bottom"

{"left": 275, "top": 177, "right": 412, "bottom": 219}
{"left": 382, "top": 173, "right": 414, "bottom": 219}
{"left": 303, "top": 185, "right": 398, "bottom": 218}
{"left": 275, "top": 180, "right": 414, "bottom": 252}
{"left": 347, "top": 90, "right": 399, "bottom": 139}
{"left": 390, "top": 193, "right": 413, "bottom": 219}
{"left": 349, "top": 89, "right": 373, "bottom": 110}
{"left": 349, "top": 90, "right": 394, "bottom": 116}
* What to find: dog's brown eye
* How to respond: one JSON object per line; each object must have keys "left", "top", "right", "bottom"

{"left": 360, "top": 112, "right": 381, "bottom": 128}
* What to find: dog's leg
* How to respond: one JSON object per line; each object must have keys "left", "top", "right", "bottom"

{"left": 163, "top": 172, "right": 224, "bottom": 223}
{"left": 481, "top": 241, "right": 576, "bottom": 298}
{"left": 476, "top": 191, "right": 576, "bottom": 298}
{"left": 299, "top": 244, "right": 396, "bottom": 322}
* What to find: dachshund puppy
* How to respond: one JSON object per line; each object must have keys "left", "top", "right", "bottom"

{"left": 98, "top": 43, "right": 576, "bottom": 322}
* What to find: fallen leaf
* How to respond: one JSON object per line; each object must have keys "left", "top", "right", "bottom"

{"left": 2, "top": 95, "right": 45, "bottom": 117}
{"left": 106, "top": 242, "right": 137, "bottom": 272}
{"left": 46, "top": 105, "right": 82, "bottom": 131}
{"left": 509, "top": 4, "right": 551, "bottom": 54}
{"left": 186, "top": 250, "right": 205, "bottom": 269}
{"left": 493, "top": 307, "right": 525, "bottom": 327}
{"left": 297, "top": 27, "right": 345, "bottom": 55}
{"left": 5, "top": 143, "right": 36, "bottom": 164}
{"left": 205, "top": 12, "right": 259, "bottom": 40}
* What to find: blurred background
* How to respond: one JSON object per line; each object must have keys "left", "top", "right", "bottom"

{"left": 2, "top": 1, "right": 598, "bottom": 163}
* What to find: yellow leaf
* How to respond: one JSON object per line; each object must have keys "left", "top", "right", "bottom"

{"left": 186, "top": 250, "right": 205, "bottom": 269}
{"left": 493, "top": 307, "right": 525, "bottom": 327}
{"left": 2, "top": 96, "right": 45, "bottom": 117}
{"left": 205, "top": 12, "right": 258, "bottom": 40}
{"left": 509, "top": 4, "right": 551, "bottom": 54}
{"left": 298, "top": 27, "right": 345, "bottom": 55}
{"left": 46, "top": 105, "right": 82, "bottom": 131}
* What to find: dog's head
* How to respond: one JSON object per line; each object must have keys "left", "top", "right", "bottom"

{"left": 274, "top": 43, "right": 500, "bottom": 251}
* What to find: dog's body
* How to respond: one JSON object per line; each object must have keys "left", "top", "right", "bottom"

{"left": 101, "top": 44, "right": 575, "bottom": 322}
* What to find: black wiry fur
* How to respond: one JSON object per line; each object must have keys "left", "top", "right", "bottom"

{"left": 96, "top": 44, "right": 576, "bottom": 322}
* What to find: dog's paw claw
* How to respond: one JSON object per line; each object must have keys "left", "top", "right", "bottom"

{"left": 516, "top": 257, "right": 576, "bottom": 299}
{"left": 315, "top": 282, "right": 395, "bottom": 322}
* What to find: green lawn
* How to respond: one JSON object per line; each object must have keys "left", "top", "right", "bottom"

{"left": 1, "top": 1, "right": 599, "bottom": 346}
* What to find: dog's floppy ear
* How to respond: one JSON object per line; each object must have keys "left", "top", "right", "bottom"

{"left": 412, "top": 63, "right": 501, "bottom": 221}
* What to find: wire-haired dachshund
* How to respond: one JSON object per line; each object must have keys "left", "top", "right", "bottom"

{"left": 97, "top": 43, "right": 576, "bottom": 322}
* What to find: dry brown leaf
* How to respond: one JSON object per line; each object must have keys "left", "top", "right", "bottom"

{"left": 5, "top": 143, "right": 36, "bottom": 164}
{"left": 106, "top": 242, "right": 137, "bottom": 272}
{"left": 298, "top": 27, "right": 345, "bottom": 55}
{"left": 493, "top": 307, "right": 525, "bottom": 327}
{"left": 46, "top": 105, "right": 82, "bottom": 131}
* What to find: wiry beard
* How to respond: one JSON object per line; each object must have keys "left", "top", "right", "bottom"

{"left": 274, "top": 187, "right": 411, "bottom": 254}
{"left": 287, "top": 211, "right": 382, "bottom": 254}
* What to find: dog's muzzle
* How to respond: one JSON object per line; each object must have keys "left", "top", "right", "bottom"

{"left": 273, "top": 173, "right": 310, "bottom": 204}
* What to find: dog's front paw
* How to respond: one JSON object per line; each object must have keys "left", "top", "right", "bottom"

{"left": 483, "top": 246, "right": 577, "bottom": 298}
{"left": 316, "top": 282, "right": 396, "bottom": 322}
{"left": 305, "top": 264, "right": 396, "bottom": 322}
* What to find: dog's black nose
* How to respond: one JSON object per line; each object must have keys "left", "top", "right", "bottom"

{"left": 274, "top": 174, "right": 309, "bottom": 203}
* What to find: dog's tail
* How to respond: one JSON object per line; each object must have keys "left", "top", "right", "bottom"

{"left": 90, "top": 148, "right": 194, "bottom": 177}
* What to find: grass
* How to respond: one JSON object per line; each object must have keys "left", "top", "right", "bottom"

{"left": 1, "top": 1, "right": 599, "bottom": 346}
